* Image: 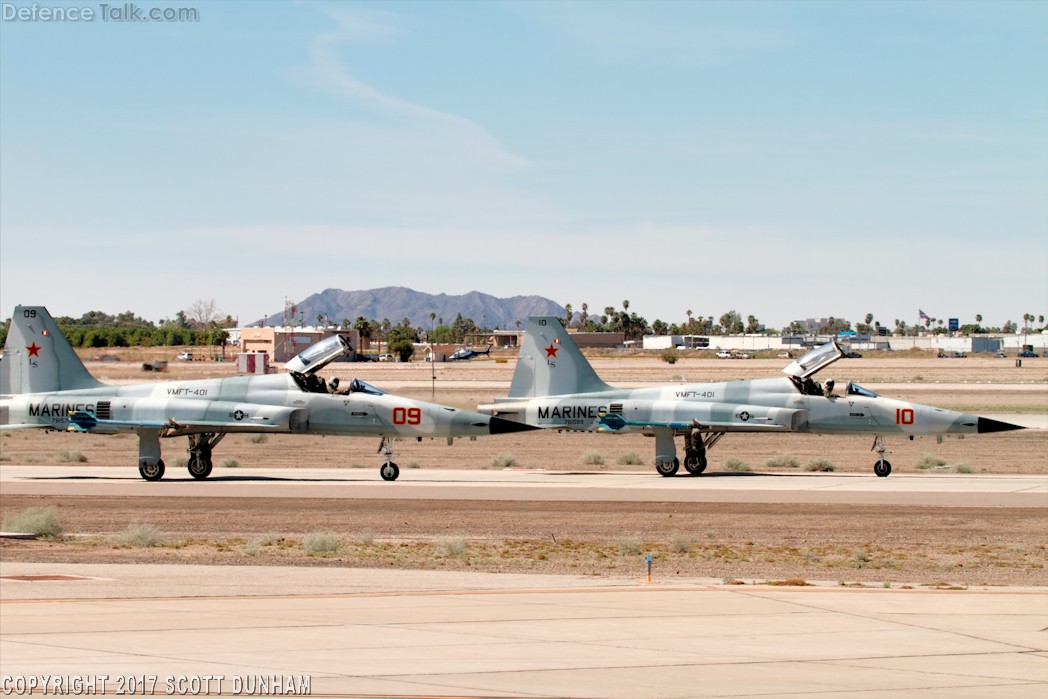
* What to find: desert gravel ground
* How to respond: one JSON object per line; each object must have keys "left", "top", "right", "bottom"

{"left": 2, "top": 352, "right": 1045, "bottom": 588}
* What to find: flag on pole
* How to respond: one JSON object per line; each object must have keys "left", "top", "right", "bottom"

{"left": 918, "top": 309, "right": 931, "bottom": 321}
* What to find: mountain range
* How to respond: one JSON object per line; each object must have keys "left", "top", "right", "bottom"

{"left": 261, "top": 287, "right": 564, "bottom": 329}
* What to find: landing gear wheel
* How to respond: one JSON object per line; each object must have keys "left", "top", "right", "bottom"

{"left": 188, "top": 454, "right": 213, "bottom": 480}
{"left": 874, "top": 459, "right": 892, "bottom": 478}
{"left": 656, "top": 458, "right": 680, "bottom": 477}
{"left": 139, "top": 460, "right": 165, "bottom": 481}
{"left": 381, "top": 462, "right": 400, "bottom": 481}
{"left": 684, "top": 451, "right": 707, "bottom": 475}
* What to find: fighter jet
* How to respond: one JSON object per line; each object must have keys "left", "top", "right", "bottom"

{"left": 0, "top": 306, "right": 533, "bottom": 481}
{"left": 448, "top": 345, "right": 492, "bottom": 361}
{"left": 478, "top": 317, "right": 1024, "bottom": 477}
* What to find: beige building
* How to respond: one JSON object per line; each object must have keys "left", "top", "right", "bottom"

{"left": 239, "top": 327, "right": 360, "bottom": 363}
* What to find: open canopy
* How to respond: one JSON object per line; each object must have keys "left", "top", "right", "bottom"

{"left": 284, "top": 335, "right": 352, "bottom": 375}
{"left": 781, "top": 341, "right": 844, "bottom": 379}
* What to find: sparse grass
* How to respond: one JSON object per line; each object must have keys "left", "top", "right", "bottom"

{"left": 766, "top": 453, "right": 800, "bottom": 469}
{"left": 954, "top": 463, "right": 975, "bottom": 474}
{"left": 361, "top": 531, "right": 375, "bottom": 546}
{"left": 659, "top": 347, "right": 680, "bottom": 364}
{"left": 244, "top": 532, "right": 282, "bottom": 554}
{"left": 489, "top": 453, "right": 519, "bottom": 469}
{"left": 767, "top": 578, "right": 811, "bottom": 586}
{"left": 111, "top": 523, "right": 163, "bottom": 548}
{"left": 248, "top": 434, "right": 269, "bottom": 444}
{"left": 303, "top": 531, "right": 340, "bottom": 555}
{"left": 724, "top": 458, "right": 751, "bottom": 472}
{"left": 57, "top": 448, "right": 87, "bottom": 463}
{"left": 24, "top": 455, "right": 45, "bottom": 463}
{"left": 617, "top": 452, "right": 644, "bottom": 465}
{"left": 407, "top": 461, "right": 421, "bottom": 469}
{"left": 915, "top": 454, "right": 947, "bottom": 470}
{"left": 442, "top": 537, "right": 468, "bottom": 557}
{"left": 2, "top": 505, "right": 62, "bottom": 538}
{"left": 850, "top": 549, "right": 871, "bottom": 568}
{"left": 219, "top": 457, "right": 240, "bottom": 469}
{"left": 618, "top": 536, "right": 642, "bottom": 555}
{"left": 669, "top": 533, "right": 691, "bottom": 554}
{"left": 804, "top": 457, "right": 836, "bottom": 472}
{"left": 581, "top": 451, "right": 605, "bottom": 465}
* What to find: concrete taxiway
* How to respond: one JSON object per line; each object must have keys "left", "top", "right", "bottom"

{"left": 1, "top": 464, "right": 1046, "bottom": 507}
{"left": 2, "top": 563, "right": 1046, "bottom": 698}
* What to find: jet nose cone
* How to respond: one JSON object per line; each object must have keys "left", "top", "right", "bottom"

{"left": 977, "top": 417, "right": 1026, "bottom": 433}
{"left": 488, "top": 416, "right": 538, "bottom": 435}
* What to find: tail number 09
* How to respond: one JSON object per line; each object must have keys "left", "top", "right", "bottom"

{"left": 895, "top": 408, "right": 914, "bottom": 425}
{"left": 393, "top": 407, "right": 422, "bottom": 425}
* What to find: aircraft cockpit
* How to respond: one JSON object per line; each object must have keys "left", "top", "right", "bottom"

{"left": 782, "top": 341, "right": 846, "bottom": 396}
{"left": 285, "top": 335, "right": 389, "bottom": 396}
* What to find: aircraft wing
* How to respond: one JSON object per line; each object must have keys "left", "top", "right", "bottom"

{"left": 597, "top": 405, "right": 800, "bottom": 434}
{"left": 66, "top": 409, "right": 294, "bottom": 435}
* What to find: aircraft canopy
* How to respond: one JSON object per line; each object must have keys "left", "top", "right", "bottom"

{"left": 284, "top": 335, "right": 352, "bottom": 375}
{"left": 781, "top": 341, "right": 843, "bottom": 379}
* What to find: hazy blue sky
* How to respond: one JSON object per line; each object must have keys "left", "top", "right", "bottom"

{"left": 2, "top": 1, "right": 1045, "bottom": 330}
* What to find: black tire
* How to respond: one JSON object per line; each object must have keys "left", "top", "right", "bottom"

{"left": 381, "top": 462, "right": 400, "bottom": 481}
{"left": 139, "top": 460, "right": 165, "bottom": 481}
{"left": 684, "top": 451, "right": 707, "bottom": 475}
{"left": 656, "top": 458, "right": 680, "bottom": 477}
{"left": 188, "top": 454, "right": 213, "bottom": 480}
{"left": 874, "top": 459, "right": 892, "bottom": 478}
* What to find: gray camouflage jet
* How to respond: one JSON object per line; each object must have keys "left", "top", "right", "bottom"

{"left": 479, "top": 317, "right": 1024, "bottom": 477}
{"left": 0, "top": 306, "right": 532, "bottom": 481}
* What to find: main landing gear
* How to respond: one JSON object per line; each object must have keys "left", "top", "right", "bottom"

{"left": 187, "top": 433, "right": 224, "bottom": 480}
{"left": 136, "top": 431, "right": 228, "bottom": 481}
{"left": 655, "top": 425, "right": 725, "bottom": 477}
{"left": 378, "top": 436, "right": 400, "bottom": 481}
{"left": 872, "top": 435, "right": 892, "bottom": 477}
{"left": 138, "top": 460, "right": 165, "bottom": 481}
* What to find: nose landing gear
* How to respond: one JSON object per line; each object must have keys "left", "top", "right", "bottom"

{"left": 378, "top": 436, "right": 400, "bottom": 481}
{"left": 871, "top": 436, "right": 892, "bottom": 477}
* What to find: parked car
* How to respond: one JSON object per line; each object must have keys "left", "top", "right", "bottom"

{"left": 994, "top": 352, "right": 1007, "bottom": 358}
{"left": 844, "top": 351, "right": 863, "bottom": 358}
{"left": 1018, "top": 351, "right": 1040, "bottom": 358}
{"left": 176, "top": 351, "right": 193, "bottom": 361}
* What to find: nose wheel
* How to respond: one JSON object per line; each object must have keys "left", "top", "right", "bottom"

{"left": 871, "top": 436, "right": 892, "bottom": 477}
{"left": 378, "top": 437, "right": 400, "bottom": 481}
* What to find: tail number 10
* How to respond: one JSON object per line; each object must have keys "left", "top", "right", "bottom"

{"left": 393, "top": 407, "right": 422, "bottom": 425}
{"left": 895, "top": 408, "right": 914, "bottom": 425}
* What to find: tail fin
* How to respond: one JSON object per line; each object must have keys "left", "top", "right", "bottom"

{"left": 508, "top": 317, "right": 611, "bottom": 397}
{"left": 1, "top": 306, "right": 104, "bottom": 395}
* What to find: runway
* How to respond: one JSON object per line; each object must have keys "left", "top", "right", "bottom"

{"left": 2, "top": 464, "right": 1046, "bottom": 507}
{"left": 3, "top": 465, "right": 1046, "bottom": 696}
{"left": 2, "top": 563, "right": 1046, "bottom": 697}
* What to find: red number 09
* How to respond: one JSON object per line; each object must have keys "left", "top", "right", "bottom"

{"left": 895, "top": 408, "right": 914, "bottom": 425}
{"left": 393, "top": 407, "right": 422, "bottom": 425}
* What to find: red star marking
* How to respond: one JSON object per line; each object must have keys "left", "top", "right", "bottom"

{"left": 26, "top": 342, "right": 41, "bottom": 358}
{"left": 544, "top": 343, "right": 559, "bottom": 359}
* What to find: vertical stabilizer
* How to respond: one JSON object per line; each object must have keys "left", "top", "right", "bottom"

{"left": 508, "top": 317, "right": 611, "bottom": 397}
{"left": 1, "top": 306, "right": 105, "bottom": 395}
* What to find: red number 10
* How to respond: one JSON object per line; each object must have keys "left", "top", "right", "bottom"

{"left": 393, "top": 407, "right": 422, "bottom": 425}
{"left": 895, "top": 408, "right": 914, "bottom": 425}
